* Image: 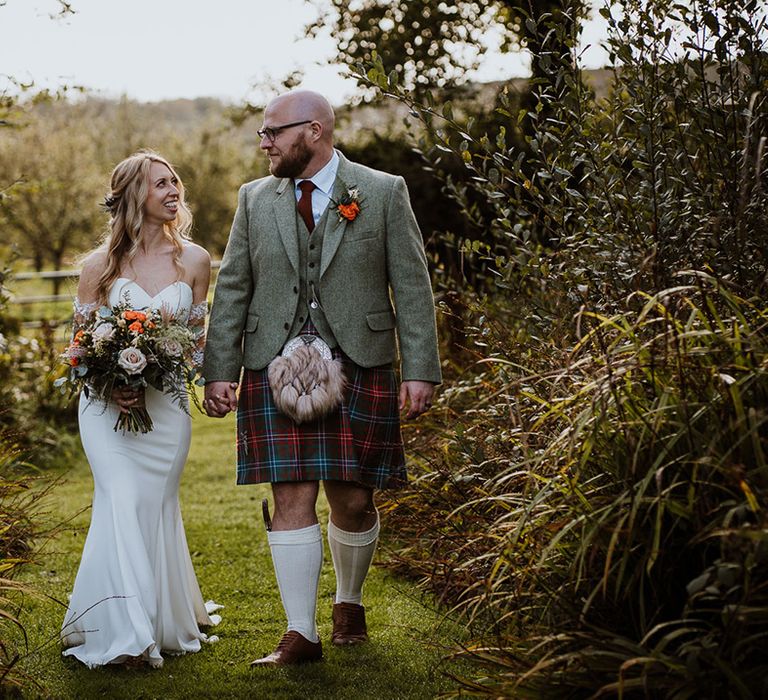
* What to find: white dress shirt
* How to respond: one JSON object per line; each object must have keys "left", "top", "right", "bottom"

{"left": 294, "top": 149, "right": 340, "bottom": 227}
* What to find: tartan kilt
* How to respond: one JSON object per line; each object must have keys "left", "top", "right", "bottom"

{"left": 236, "top": 347, "right": 406, "bottom": 490}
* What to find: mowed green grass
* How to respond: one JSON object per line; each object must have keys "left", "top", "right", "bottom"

{"left": 16, "top": 407, "right": 467, "bottom": 699}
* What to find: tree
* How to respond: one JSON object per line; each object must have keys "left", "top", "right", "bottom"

{"left": 309, "top": 0, "right": 585, "bottom": 97}
{"left": 171, "top": 126, "right": 264, "bottom": 257}
{"left": 0, "top": 104, "right": 104, "bottom": 288}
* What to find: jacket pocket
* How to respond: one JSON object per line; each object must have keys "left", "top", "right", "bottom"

{"left": 366, "top": 310, "right": 396, "bottom": 331}
{"left": 345, "top": 227, "right": 379, "bottom": 242}
{"left": 245, "top": 312, "right": 260, "bottom": 333}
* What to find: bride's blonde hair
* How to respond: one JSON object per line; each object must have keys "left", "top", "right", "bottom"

{"left": 94, "top": 150, "right": 193, "bottom": 303}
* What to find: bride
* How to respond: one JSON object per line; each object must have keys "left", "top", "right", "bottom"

{"left": 61, "top": 150, "right": 219, "bottom": 668}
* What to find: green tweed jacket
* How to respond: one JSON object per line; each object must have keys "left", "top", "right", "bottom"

{"left": 202, "top": 152, "right": 441, "bottom": 385}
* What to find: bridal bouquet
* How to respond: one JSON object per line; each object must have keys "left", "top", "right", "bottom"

{"left": 56, "top": 302, "right": 198, "bottom": 433}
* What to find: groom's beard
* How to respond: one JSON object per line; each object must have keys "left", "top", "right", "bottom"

{"left": 270, "top": 134, "right": 313, "bottom": 179}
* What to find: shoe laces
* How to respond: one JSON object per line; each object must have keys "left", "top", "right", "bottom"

{"left": 276, "top": 631, "right": 299, "bottom": 650}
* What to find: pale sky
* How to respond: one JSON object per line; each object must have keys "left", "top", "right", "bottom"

{"left": 0, "top": 0, "right": 609, "bottom": 105}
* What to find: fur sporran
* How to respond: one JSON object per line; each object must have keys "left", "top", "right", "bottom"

{"left": 267, "top": 336, "right": 345, "bottom": 424}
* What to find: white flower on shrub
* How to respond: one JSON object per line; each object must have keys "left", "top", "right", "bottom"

{"left": 0, "top": 333, "right": 6, "bottom": 352}
{"left": 92, "top": 322, "right": 115, "bottom": 343}
{"left": 158, "top": 338, "right": 183, "bottom": 357}
{"left": 117, "top": 347, "right": 147, "bottom": 375}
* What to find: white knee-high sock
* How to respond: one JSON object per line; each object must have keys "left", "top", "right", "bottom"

{"left": 267, "top": 524, "right": 323, "bottom": 643}
{"left": 327, "top": 512, "right": 380, "bottom": 605}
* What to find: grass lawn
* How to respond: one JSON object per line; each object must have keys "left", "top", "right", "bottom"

{"left": 15, "top": 408, "right": 468, "bottom": 699}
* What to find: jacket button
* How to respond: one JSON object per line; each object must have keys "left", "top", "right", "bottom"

{"left": 299, "top": 316, "right": 304, "bottom": 323}
{"left": 309, "top": 262, "right": 315, "bottom": 268}
{"left": 284, "top": 322, "right": 289, "bottom": 330}
{"left": 309, "top": 244, "right": 315, "bottom": 250}
{"left": 293, "top": 286, "right": 298, "bottom": 294}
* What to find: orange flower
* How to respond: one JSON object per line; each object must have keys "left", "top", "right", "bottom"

{"left": 338, "top": 201, "right": 361, "bottom": 221}
{"left": 332, "top": 186, "right": 362, "bottom": 223}
{"left": 144, "top": 321, "right": 156, "bottom": 330}
{"left": 123, "top": 310, "right": 147, "bottom": 322}
{"left": 74, "top": 330, "right": 85, "bottom": 344}
{"left": 70, "top": 357, "right": 79, "bottom": 366}
{"left": 129, "top": 321, "right": 145, "bottom": 333}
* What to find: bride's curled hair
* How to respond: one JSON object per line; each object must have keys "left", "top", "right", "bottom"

{"left": 94, "top": 150, "right": 193, "bottom": 303}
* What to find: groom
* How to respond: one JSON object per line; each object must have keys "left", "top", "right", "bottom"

{"left": 203, "top": 90, "right": 440, "bottom": 665}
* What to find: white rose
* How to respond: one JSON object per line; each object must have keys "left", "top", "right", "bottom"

{"left": 158, "top": 338, "right": 183, "bottom": 357}
{"left": 117, "top": 347, "right": 147, "bottom": 375}
{"left": 92, "top": 322, "right": 116, "bottom": 343}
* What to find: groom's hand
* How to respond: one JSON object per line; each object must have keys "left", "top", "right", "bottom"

{"left": 399, "top": 380, "right": 434, "bottom": 420}
{"left": 204, "top": 381, "right": 239, "bottom": 417}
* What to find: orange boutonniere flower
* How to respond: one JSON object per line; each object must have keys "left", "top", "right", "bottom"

{"left": 331, "top": 187, "right": 362, "bottom": 223}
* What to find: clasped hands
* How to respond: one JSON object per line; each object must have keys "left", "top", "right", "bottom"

{"left": 204, "top": 379, "right": 434, "bottom": 419}
{"left": 204, "top": 381, "right": 239, "bottom": 417}
{"left": 112, "top": 385, "right": 145, "bottom": 414}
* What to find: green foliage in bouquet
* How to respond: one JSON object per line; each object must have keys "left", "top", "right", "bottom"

{"left": 57, "top": 302, "right": 200, "bottom": 434}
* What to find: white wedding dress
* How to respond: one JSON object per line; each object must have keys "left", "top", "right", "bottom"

{"left": 61, "top": 279, "right": 220, "bottom": 668}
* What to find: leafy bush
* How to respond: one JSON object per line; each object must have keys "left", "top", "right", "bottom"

{"left": 0, "top": 448, "right": 54, "bottom": 697}
{"left": 0, "top": 258, "right": 78, "bottom": 468}
{"left": 354, "top": 0, "right": 768, "bottom": 695}
{"left": 395, "top": 278, "right": 768, "bottom": 696}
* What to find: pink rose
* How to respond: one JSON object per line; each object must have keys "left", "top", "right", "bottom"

{"left": 158, "top": 338, "right": 183, "bottom": 358}
{"left": 92, "top": 322, "right": 116, "bottom": 343}
{"left": 117, "top": 347, "right": 147, "bottom": 375}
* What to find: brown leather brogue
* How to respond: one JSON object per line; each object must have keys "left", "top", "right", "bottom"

{"left": 249, "top": 631, "right": 323, "bottom": 666}
{"left": 331, "top": 602, "right": 368, "bottom": 646}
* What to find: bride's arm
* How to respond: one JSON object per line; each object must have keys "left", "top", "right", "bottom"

{"left": 73, "top": 253, "right": 103, "bottom": 333}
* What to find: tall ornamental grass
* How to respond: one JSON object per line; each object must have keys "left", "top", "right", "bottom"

{"left": 358, "top": 0, "right": 768, "bottom": 695}
{"left": 395, "top": 278, "right": 768, "bottom": 696}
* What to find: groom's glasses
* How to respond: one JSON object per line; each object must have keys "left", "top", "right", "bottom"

{"left": 258, "top": 120, "right": 313, "bottom": 142}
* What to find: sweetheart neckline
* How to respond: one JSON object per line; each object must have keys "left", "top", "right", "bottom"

{"left": 115, "top": 277, "right": 193, "bottom": 300}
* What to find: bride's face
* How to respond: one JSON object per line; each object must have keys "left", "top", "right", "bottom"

{"left": 143, "top": 161, "right": 180, "bottom": 225}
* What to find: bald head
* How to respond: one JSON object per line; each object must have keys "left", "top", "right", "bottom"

{"left": 260, "top": 90, "right": 336, "bottom": 179}
{"left": 267, "top": 90, "right": 335, "bottom": 143}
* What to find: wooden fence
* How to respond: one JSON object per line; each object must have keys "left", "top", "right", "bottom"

{"left": 11, "top": 263, "right": 221, "bottom": 329}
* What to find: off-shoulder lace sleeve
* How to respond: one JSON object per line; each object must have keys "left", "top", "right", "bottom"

{"left": 72, "top": 298, "right": 99, "bottom": 335}
{"left": 188, "top": 300, "right": 208, "bottom": 370}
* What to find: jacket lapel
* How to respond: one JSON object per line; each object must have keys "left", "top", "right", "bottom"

{"left": 320, "top": 155, "right": 354, "bottom": 278}
{"left": 273, "top": 178, "right": 300, "bottom": 273}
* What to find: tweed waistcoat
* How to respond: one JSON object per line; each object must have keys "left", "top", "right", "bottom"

{"left": 287, "top": 206, "right": 338, "bottom": 347}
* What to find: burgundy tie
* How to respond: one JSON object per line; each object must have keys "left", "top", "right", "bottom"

{"left": 297, "top": 180, "right": 316, "bottom": 232}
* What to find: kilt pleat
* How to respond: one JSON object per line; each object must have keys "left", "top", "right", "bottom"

{"left": 236, "top": 350, "right": 406, "bottom": 489}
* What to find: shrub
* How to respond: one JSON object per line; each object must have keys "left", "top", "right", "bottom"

{"left": 357, "top": 0, "right": 768, "bottom": 695}
{"left": 0, "top": 259, "right": 78, "bottom": 468}
{"left": 0, "top": 435, "right": 56, "bottom": 696}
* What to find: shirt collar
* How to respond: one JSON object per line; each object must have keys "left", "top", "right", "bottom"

{"left": 295, "top": 149, "right": 339, "bottom": 196}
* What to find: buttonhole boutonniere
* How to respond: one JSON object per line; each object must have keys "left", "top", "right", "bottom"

{"left": 331, "top": 186, "right": 362, "bottom": 223}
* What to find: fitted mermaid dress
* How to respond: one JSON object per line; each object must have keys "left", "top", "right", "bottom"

{"left": 61, "top": 279, "right": 219, "bottom": 668}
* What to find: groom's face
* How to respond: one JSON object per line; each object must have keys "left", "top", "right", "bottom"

{"left": 266, "top": 131, "right": 313, "bottom": 179}
{"left": 260, "top": 101, "right": 314, "bottom": 179}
